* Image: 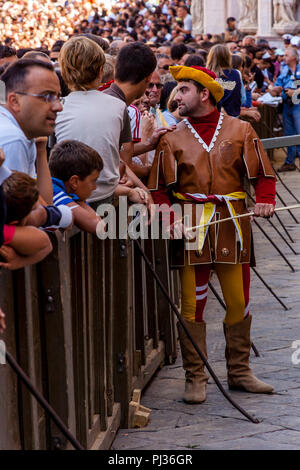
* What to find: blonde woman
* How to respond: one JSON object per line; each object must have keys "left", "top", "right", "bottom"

{"left": 206, "top": 44, "right": 242, "bottom": 117}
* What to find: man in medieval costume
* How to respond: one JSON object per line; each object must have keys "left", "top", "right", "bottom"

{"left": 148, "top": 65, "right": 276, "bottom": 404}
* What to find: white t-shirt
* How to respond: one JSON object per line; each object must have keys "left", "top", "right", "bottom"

{"left": 184, "top": 14, "right": 192, "bottom": 33}
{"left": 55, "top": 90, "right": 128, "bottom": 201}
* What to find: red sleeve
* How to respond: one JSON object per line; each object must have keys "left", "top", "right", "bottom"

{"left": 3, "top": 224, "right": 16, "bottom": 245}
{"left": 254, "top": 161, "right": 276, "bottom": 205}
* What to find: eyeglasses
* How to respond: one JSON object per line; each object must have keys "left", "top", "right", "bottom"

{"left": 147, "top": 82, "right": 163, "bottom": 89}
{"left": 158, "top": 65, "right": 171, "bottom": 71}
{"left": 15, "top": 91, "right": 65, "bottom": 104}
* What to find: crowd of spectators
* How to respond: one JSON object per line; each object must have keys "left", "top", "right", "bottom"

{"left": 1, "top": 0, "right": 300, "bottom": 336}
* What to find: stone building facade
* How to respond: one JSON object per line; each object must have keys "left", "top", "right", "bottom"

{"left": 192, "top": 0, "right": 300, "bottom": 44}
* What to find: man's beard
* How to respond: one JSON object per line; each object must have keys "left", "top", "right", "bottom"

{"left": 178, "top": 104, "right": 189, "bottom": 116}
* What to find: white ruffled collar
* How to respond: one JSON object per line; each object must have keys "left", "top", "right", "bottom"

{"left": 184, "top": 112, "right": 224, "bottom": 152}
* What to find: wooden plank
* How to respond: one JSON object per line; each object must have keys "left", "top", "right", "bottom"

{"left": 112, "top": 238, "right": 134, "bottom": 428}
{"left": 153, "top": 239, "right": 177, "bottom": 364}
{"left": 90, "top": 403, "right": 121, "bottom": 450}
{"left": 13, "top": 267, "right": 47, "bottom": 449}
{"left": 133, "top": 241, "right": 146, "bottom": 366}
{"left": 132, "top": 341, "right": 165, "bottom": 391}
{"left": 39, "top": 232, "right": 76, "bottom": 449}
{"left": 70, "top": 233, "right": 89, "bottom": 448}
{"left": 85, "top": 234, "right": 94, "bottom": 431}
{"left": 144, "top": 239, "right": 159, "bottom": 350}
{"left": 0, "top": 269, "right": 21, "bottom": 450}
{"left": 91, "top": 235, "right": 107, "bottom": 431}
{"left": 104, "top": 238, "right": 114, "bottom": 418}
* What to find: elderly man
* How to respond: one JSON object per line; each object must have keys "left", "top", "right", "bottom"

{"left": 148, "top": 65, "right": 276, "bottom": 404}
{"left": 270, "top": 47, "right": 300, "bottom": 171}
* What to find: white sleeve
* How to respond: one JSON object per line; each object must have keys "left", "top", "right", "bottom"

{"left": 128, "top": 105, "right": 141, "bottom": 142}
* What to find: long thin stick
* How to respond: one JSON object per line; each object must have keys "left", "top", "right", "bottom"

{"left": 186, "top": 204, "right": 300, "bottom": 233}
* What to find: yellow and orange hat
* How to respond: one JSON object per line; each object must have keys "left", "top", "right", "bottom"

{"left": 169, "top": 65, "right": 224, "bottom": 103}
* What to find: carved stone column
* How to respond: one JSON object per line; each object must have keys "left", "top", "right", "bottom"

{"left": 202, "top": 0, "right": 226, "bottom": 34}
{"left": 273, "top": 0, "right": 300, "bottom": 34}
{"left": 238, "top": 0, "right": 258, "bottom": 34}
{"left": 191, "top": 0, "right": 204, "bottom": 35}
{"left": 257, "top": 0, "right": 274, "bottom": 37}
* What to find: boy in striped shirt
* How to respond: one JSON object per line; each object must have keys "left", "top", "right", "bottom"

{"left": 50, "top": 140, "right": 106, "bottom": 235}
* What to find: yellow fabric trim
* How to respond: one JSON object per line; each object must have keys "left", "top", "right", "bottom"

{"left": 169, "top": 65, "right": 224, "bottom": 103}
{"left": 173, "top": 191, "right": 246, "bottom": 254}
{"left": 156, "top": 108, "right": 169, "bottom": 128}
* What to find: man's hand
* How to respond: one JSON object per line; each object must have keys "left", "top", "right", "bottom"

{"left": 128, "top": 187, "right": 149, "bottom": 204}
{"left": 146, "top": 125, "right": 176, "bottom": 150}
{"left": 284, "top": 88, "right": 296, "bottom": 98}
{"left": 0, "top": 308, "right": 6, "bottom": 335}
{"left": 0, "top": 245, "right": 26, "bottom": 270}
{"left": 253, "top": 203, "right": 275, "bottom": 218}
{"left": 35, "top": 136, "right": 48, "bottom": 151}
{"left": 242, "top": 108, "right": 261, "bottom": 122}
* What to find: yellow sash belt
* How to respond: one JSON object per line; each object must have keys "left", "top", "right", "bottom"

{"left": 173, "top": 191, "right": 246, "bottom": 254}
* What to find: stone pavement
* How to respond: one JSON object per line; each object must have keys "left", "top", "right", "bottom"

{"left": 113, "top": 161, "right": 300, "bottom": 451}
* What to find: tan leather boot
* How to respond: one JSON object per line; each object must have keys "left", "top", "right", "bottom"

{"left": 223, "top": 315, "right": 274, "bottom": 394}
{"left": 177, "top": 319, "right": 209, "bottom": 404}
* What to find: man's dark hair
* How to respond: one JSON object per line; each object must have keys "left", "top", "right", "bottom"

{"left": 0, "top": 45, "right": 17, "bottom": 59}
{"left": 49, "top": 140, "right": 103, "bottom": 182}
{"left": 17, "top": 48, "right": 34, "bottom": 58}
{"left": 51, "top": 40, "right": 65, "bottom": 53}
{"left": 1, "top": 59, "right": 54, "bottom": 95}
{"left": 115, "top": 42, "right": 156, "bottom": 84}
{"left": 52, "top": 40, "right": 65, "bottom": 50}
{"left": 184, "top": 54, "right": 205, "bottom": 67}
{"left": 3, "top": 171, "right": 39, "bottom": 224}
{"left": 179, "top": 78, "right": 217, "bottom": 106}
{"left": 171, "top": 43, "right": 187, "bottom": 61}
{"left": 226, "top": 17, "right": 236, "bottom": 24}
{"left": 76, "top": 33, "right": 109, "bottom": 51}
{"left": 244, "top": 45, "right": 258, "bottom": 58}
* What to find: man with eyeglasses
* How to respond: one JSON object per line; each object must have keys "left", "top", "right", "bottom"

{"left": 0, "top": 59, "right": 63, "bottom": 202}
{"left": 157, "top": 55, "right": 174, "bottom": 77}
{"left": 0, "top": 59, "right": 72, "bottom": 230}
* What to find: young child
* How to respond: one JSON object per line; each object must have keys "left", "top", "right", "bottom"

{"left": 49, "top": 140, "right": 106, "bottom": 234}
{"left": 0, "top": 171, "right": 53, "bottom": 270}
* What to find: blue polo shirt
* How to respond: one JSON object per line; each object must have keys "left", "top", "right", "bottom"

{"left": 52, "top": 177, "right": 80, "bottom": 206}
{"left": 274, "top": 64, "right": 300, "bottom": 104}
{"left": 0, "top": 107, "right": 37, "bottom": 177}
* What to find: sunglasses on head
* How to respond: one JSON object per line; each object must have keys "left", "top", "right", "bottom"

{"left": 147, "top": 82, "right": 163, "bottom": 89}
